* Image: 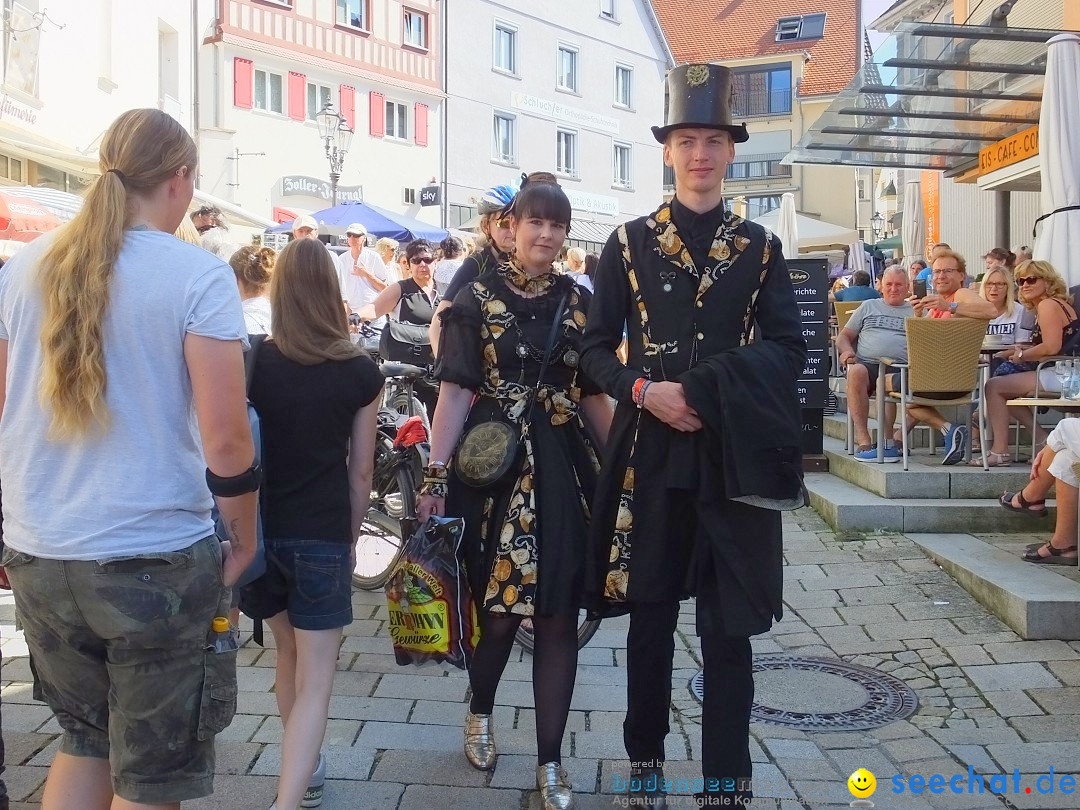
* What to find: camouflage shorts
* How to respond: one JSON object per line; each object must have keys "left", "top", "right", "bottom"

{"left": 1, "top": 534, "right": 236, "bottom": 805}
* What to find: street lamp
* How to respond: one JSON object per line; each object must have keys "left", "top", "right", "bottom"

{"left": 871, "top": 211, "right": 884, "bottom": 241}
{"left": 315, "top": 101, "right": 354, "bottom": 206}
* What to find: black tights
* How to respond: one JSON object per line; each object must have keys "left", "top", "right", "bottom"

{"left": 468, "top": 611, "right": 579, "bottom": 765}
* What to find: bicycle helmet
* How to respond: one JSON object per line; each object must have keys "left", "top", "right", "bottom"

{"left": 477, "top": 183, "right": 517, "bottom": 216}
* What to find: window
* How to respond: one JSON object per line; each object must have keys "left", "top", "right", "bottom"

{"left": 557, "top": 45, "right": 578, "bottom": 93}
{"left": 614, "top": 64, "right": 633, "bottom": 108}
{"left": 0, "top": 155, "right": 23, "bottom": 183}
{"left": 725, "top": 153, "right": 791, "bottom": 180}
{"left": 403, "top": 187, "right": 417, "bottom": 205}
{"left": 600, "top": 0, "right": 616, "bottom": 19}
{"left": 745, "top": 195, "right": 782, "bottom": 219}
{"left": 662, "top": 163, "right": 675, "bottom": 190}
{"left": 386, "top": 100, "right": 408, "bottom": 139}
{"left": 556, "top": 129, "right": 577, "bottom": 176}
{"left": 306, "top": 82, "right": 331, "bottom": 120}
{"left": 254, "top": 69, "right": 283, "bottom": 113}
{"left": 775, "top": 13, "right": 826, "bottom": 41}
{"left": 613, "top": 142, "right": 632, "bottom": 188}
{"left": 493, "top": 22, "right": 517, "bottom": 74}
{"left": 337, "top": 0, "right": 368, "bottom": 30}
{"left": 732, "top": 66, "right": 792, "bottom": 116}
{"left": 404, "top": 9, "right": 428, "bottom": 49}
{"left": 493, "top": 113, "right": 516, "bottom": 164}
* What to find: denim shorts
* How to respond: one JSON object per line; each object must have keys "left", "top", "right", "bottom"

{"left": 2, "top": 534, "right": 234, "bottom": 804}
{"left": 239, "top": 539, "right": 353, "bottom": 630}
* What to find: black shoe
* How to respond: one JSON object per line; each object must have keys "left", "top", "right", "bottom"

{"left": 628, "top": 767, "right": 667, "bottom": 809}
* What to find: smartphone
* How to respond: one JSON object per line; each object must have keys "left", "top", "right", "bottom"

{"left": 913, "top": 279, "right": 927, "bottom": 299}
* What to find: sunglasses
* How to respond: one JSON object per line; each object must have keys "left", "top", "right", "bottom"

{"left": 409, "top": 256, "right": 435, "bottom": 265}
{"left": 1016, "top": 276, "right": 1041, "bottom": 286}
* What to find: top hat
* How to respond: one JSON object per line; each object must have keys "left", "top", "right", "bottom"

{"left": 651, "top": 63, "right": 749, "bottom": 144}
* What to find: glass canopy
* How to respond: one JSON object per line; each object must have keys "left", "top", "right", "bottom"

{"left": 785, "top": 22, "right": 1056, "bottom": 172}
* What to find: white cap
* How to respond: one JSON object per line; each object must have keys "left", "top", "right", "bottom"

{"left": 345, "top": 223, "right": 367, "bottom": 236}
{"left": 293, "top": 215, "right": 318, "bottom": 233}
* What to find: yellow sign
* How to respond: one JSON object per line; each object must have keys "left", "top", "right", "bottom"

{"left": 979, "top": 126, "right": 1039, "bottom": 175}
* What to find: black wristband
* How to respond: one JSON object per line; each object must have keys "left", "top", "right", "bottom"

{"left": 206, "top": 463, "right": 262, "bottom": 497}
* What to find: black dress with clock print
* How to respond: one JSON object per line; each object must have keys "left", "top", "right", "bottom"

{"left": 435, "top": 262, "right": 601, "bottom": 618}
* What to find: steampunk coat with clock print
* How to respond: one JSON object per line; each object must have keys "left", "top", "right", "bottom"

{"left": 580, "top": 198, "right": 807, "bottom": 638}
{"left": 436, "top": 265, "right": 602, "bottom": 619}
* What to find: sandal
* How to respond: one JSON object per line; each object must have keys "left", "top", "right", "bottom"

{"left": 999, "top": 490, "right": 1049, "bottom": 517}
{"left": 971, "top": 451, "right": 1012, "bottom": 467}
{"left": 1022, "top": 542, "right": 1079, "bottom": 565}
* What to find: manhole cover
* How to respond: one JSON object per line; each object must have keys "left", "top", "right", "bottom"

{"left": 687, "top": 655, "right": 918, "bottom": 731}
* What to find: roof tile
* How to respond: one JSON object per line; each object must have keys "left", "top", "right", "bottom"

{"left": 650, "top": 0, "right": 860, "bottom": 97}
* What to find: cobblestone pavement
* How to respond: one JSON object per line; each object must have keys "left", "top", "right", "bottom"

{"left": 3, "top": 510, "right": 1080, "bottom": 808}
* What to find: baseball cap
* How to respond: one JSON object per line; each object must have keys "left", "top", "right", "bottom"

{"left": 293, "top": 214, "right": 318, "bottom": 232}
{"left": 345, "top": 223, "right": 367, "bottom": 236}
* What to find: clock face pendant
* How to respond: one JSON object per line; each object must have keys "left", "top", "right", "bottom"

{"left": 659, "top": 269, "right": 677, "bottom": 292}
{"left": 563, "top": 349, "right": 579, "bottom": 368}
{"left": 517, "top": 344, "right": 530, "bottom": 358}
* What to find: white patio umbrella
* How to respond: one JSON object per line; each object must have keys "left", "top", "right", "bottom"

{"left": 1033, "top": 33, "right": 1080, "bottom": 287}
{"left": 901, "top": 179, "right": 925, "bottom": 268}
{"left": 774, "top": 192, "right": 799, "bottom": 257}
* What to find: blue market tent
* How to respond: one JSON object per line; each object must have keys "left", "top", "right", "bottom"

{"left": 268, "top": 200, "right": 447, "bottom": 242}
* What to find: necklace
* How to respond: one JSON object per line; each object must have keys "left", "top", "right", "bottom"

{"left": 502, "top": 258, "right": 555, "bottom": 295}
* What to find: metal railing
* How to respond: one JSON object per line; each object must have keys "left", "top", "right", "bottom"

{"left": 733, "top": 88, "right": 793, "bottom": 117}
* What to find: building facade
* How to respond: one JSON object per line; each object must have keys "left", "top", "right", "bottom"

{"left": 442, "top": 0, "right": 672, "bottom": 252}
{"left": 0, "top": 0, "right": 194, "bottom": 194}
{"left": 197, "top": 0, "right": 444, "bottom": 226}
{"left": 652, "top": 0, "right": 860, "bottom": 242}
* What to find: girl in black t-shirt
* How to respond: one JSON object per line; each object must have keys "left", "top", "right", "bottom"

{"left": 240, "top": 237, "right": 383, "bottom": 810}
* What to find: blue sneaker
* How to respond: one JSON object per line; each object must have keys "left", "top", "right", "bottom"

{"left": 942, "top": 424, "right": 968, "bottom": 466}
{"left": 854, "top": 445, "right": 901, "bottom": 463}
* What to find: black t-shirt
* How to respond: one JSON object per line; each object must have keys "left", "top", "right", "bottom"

{"left": 250, "top": 342, "right": 384, "bottom": 543}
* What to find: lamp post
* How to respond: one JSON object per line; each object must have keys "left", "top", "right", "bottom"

{"left": 871, "top": 211, "right": 884, "bottom": 242}
{"left": 315, "top": 101, "right": 354, "bottom": 206}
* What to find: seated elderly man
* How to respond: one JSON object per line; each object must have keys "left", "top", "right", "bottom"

{"left": 899, "top": 248, "right": 996, "bottom": 464}
{"left": 836, "top": 266, "right": 912, "bottom": 462}
{"left": 1000, "top": 418, "right": 1080, "bottom": 566}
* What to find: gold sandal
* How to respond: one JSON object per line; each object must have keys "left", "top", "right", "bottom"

{"left": 971, "top": 451, "right": 1012, "bottom": 467}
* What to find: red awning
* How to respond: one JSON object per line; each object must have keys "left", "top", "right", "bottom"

{"left": 0, "top": 190, "right": 61, "bottom": 242}
{"left": 273, "top": 206, "right": 299, "bottom": 224}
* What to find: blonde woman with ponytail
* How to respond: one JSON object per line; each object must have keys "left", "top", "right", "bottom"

{"left": 0, "top": 109, "right": 256, "bottom": 810}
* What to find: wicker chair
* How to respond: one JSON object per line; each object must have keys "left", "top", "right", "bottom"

{"left": 835, "top": 301, "right": 862, "bottom": 331}
{"left": 881, "top": 317, "right": 989, "bottom": 471}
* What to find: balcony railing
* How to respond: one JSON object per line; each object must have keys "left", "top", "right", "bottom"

{"left": 733, "top": 89, "right": 792, "bottom": 118}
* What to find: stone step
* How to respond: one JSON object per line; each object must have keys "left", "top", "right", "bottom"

{"left": 804, "top": 471, "right": 1055, "bottom": 534}
{"left": 908, "top": 533, "right": 1080, "bottom": 640}
{"left": 823, "top": 412, "right": 936, "bottom": 449}
{"left": 822, "top": 437, "right": 1036, "bottom": 500}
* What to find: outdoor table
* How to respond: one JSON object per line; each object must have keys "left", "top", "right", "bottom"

{"left": 1007, "top": 397, "right": 1080, "bottom": 460}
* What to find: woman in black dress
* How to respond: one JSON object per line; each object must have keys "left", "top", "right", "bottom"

{"left": 358, "top": 238, "right": 440, "bottom": 412}
{"left": 418, "top": 177, "right": 612, "bottom": 810}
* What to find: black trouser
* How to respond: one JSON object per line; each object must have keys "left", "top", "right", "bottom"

{"left": 624, "top": 600, "right": 754, "bottom": 799}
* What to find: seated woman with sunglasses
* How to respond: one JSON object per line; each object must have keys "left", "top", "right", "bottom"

{"left": 357, "top": 239, "right": 440, "bottom": 412}
{"left": 982, "top": 260, "right": 1080, "bottom": 467}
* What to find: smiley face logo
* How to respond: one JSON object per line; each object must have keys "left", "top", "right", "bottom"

{"left": 848, "top": 768, "right": 876, "bottom": 798}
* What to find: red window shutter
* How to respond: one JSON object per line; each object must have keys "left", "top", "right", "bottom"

{"left": 288, "top": 72, "right": 307, "bottom": 122}
{"left": 414, "top": 102, "right": 429, "bottom": 147}
{"left": 233, "top": 58, "right": 254, "bottom": 109}
{"left": 369, "top": 91, "right": 386, "bottom": 136}
{"left": 340, "top": 85, "right": 356, "bottom": 130}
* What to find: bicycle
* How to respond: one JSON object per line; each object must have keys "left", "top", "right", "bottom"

{"left": 515, "top": 611, "right": 601, "bottom": 654}
{"left": 352, "top": 362, "right": 429, "bottom": 589}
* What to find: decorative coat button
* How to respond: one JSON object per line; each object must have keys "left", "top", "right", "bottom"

{"left": 696, "top": 332, "right": 704, "bottom": 340}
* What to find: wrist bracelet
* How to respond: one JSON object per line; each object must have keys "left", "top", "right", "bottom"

{"left": 419, "top": 478, "right": 448, "bottom": 499}
{"left": 425, "top": 464, "right": 449, "bottom": 481}
{"left": 632, "top": 377, "right": 648, "bottom": 408}
{"left": 638, "top": 381, "right": 653, "bottom": 409}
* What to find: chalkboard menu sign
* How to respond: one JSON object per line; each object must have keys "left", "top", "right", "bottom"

{"left": 787, "top": 258, "right": 829, "bottom": 456}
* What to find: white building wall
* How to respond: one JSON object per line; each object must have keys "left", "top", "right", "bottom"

{"left": 938, "top": 178, "right": 1040, "bottom": 263}
{"left": 196, "top": 0, "right": 443, "bottom": 226}
{"left": 0, "top": 0, "right": 195, "bottom": 184}
{"left": 445, "top": 0, "right": 670, "bottom": 240}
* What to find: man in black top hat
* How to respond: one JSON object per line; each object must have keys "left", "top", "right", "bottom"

{"left": 582, "top": 63, "right": 806, "bottom": 808}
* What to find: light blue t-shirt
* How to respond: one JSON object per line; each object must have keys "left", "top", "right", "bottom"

{"left": 0, "top": 230, "right": 248, "bottom": 560}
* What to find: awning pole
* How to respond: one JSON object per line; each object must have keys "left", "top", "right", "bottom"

{"left": 994, "top": 189, "right": 1011, "bottom": 251}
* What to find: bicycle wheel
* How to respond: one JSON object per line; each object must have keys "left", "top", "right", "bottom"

{"left": 515, "top": 610, "right": 601, "bottom": 654}
{"left": 389, "top": 390, "right": 431, "bottom": 435}
{"left": 355, "top": 444, "right": 418, "bottom": 589}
